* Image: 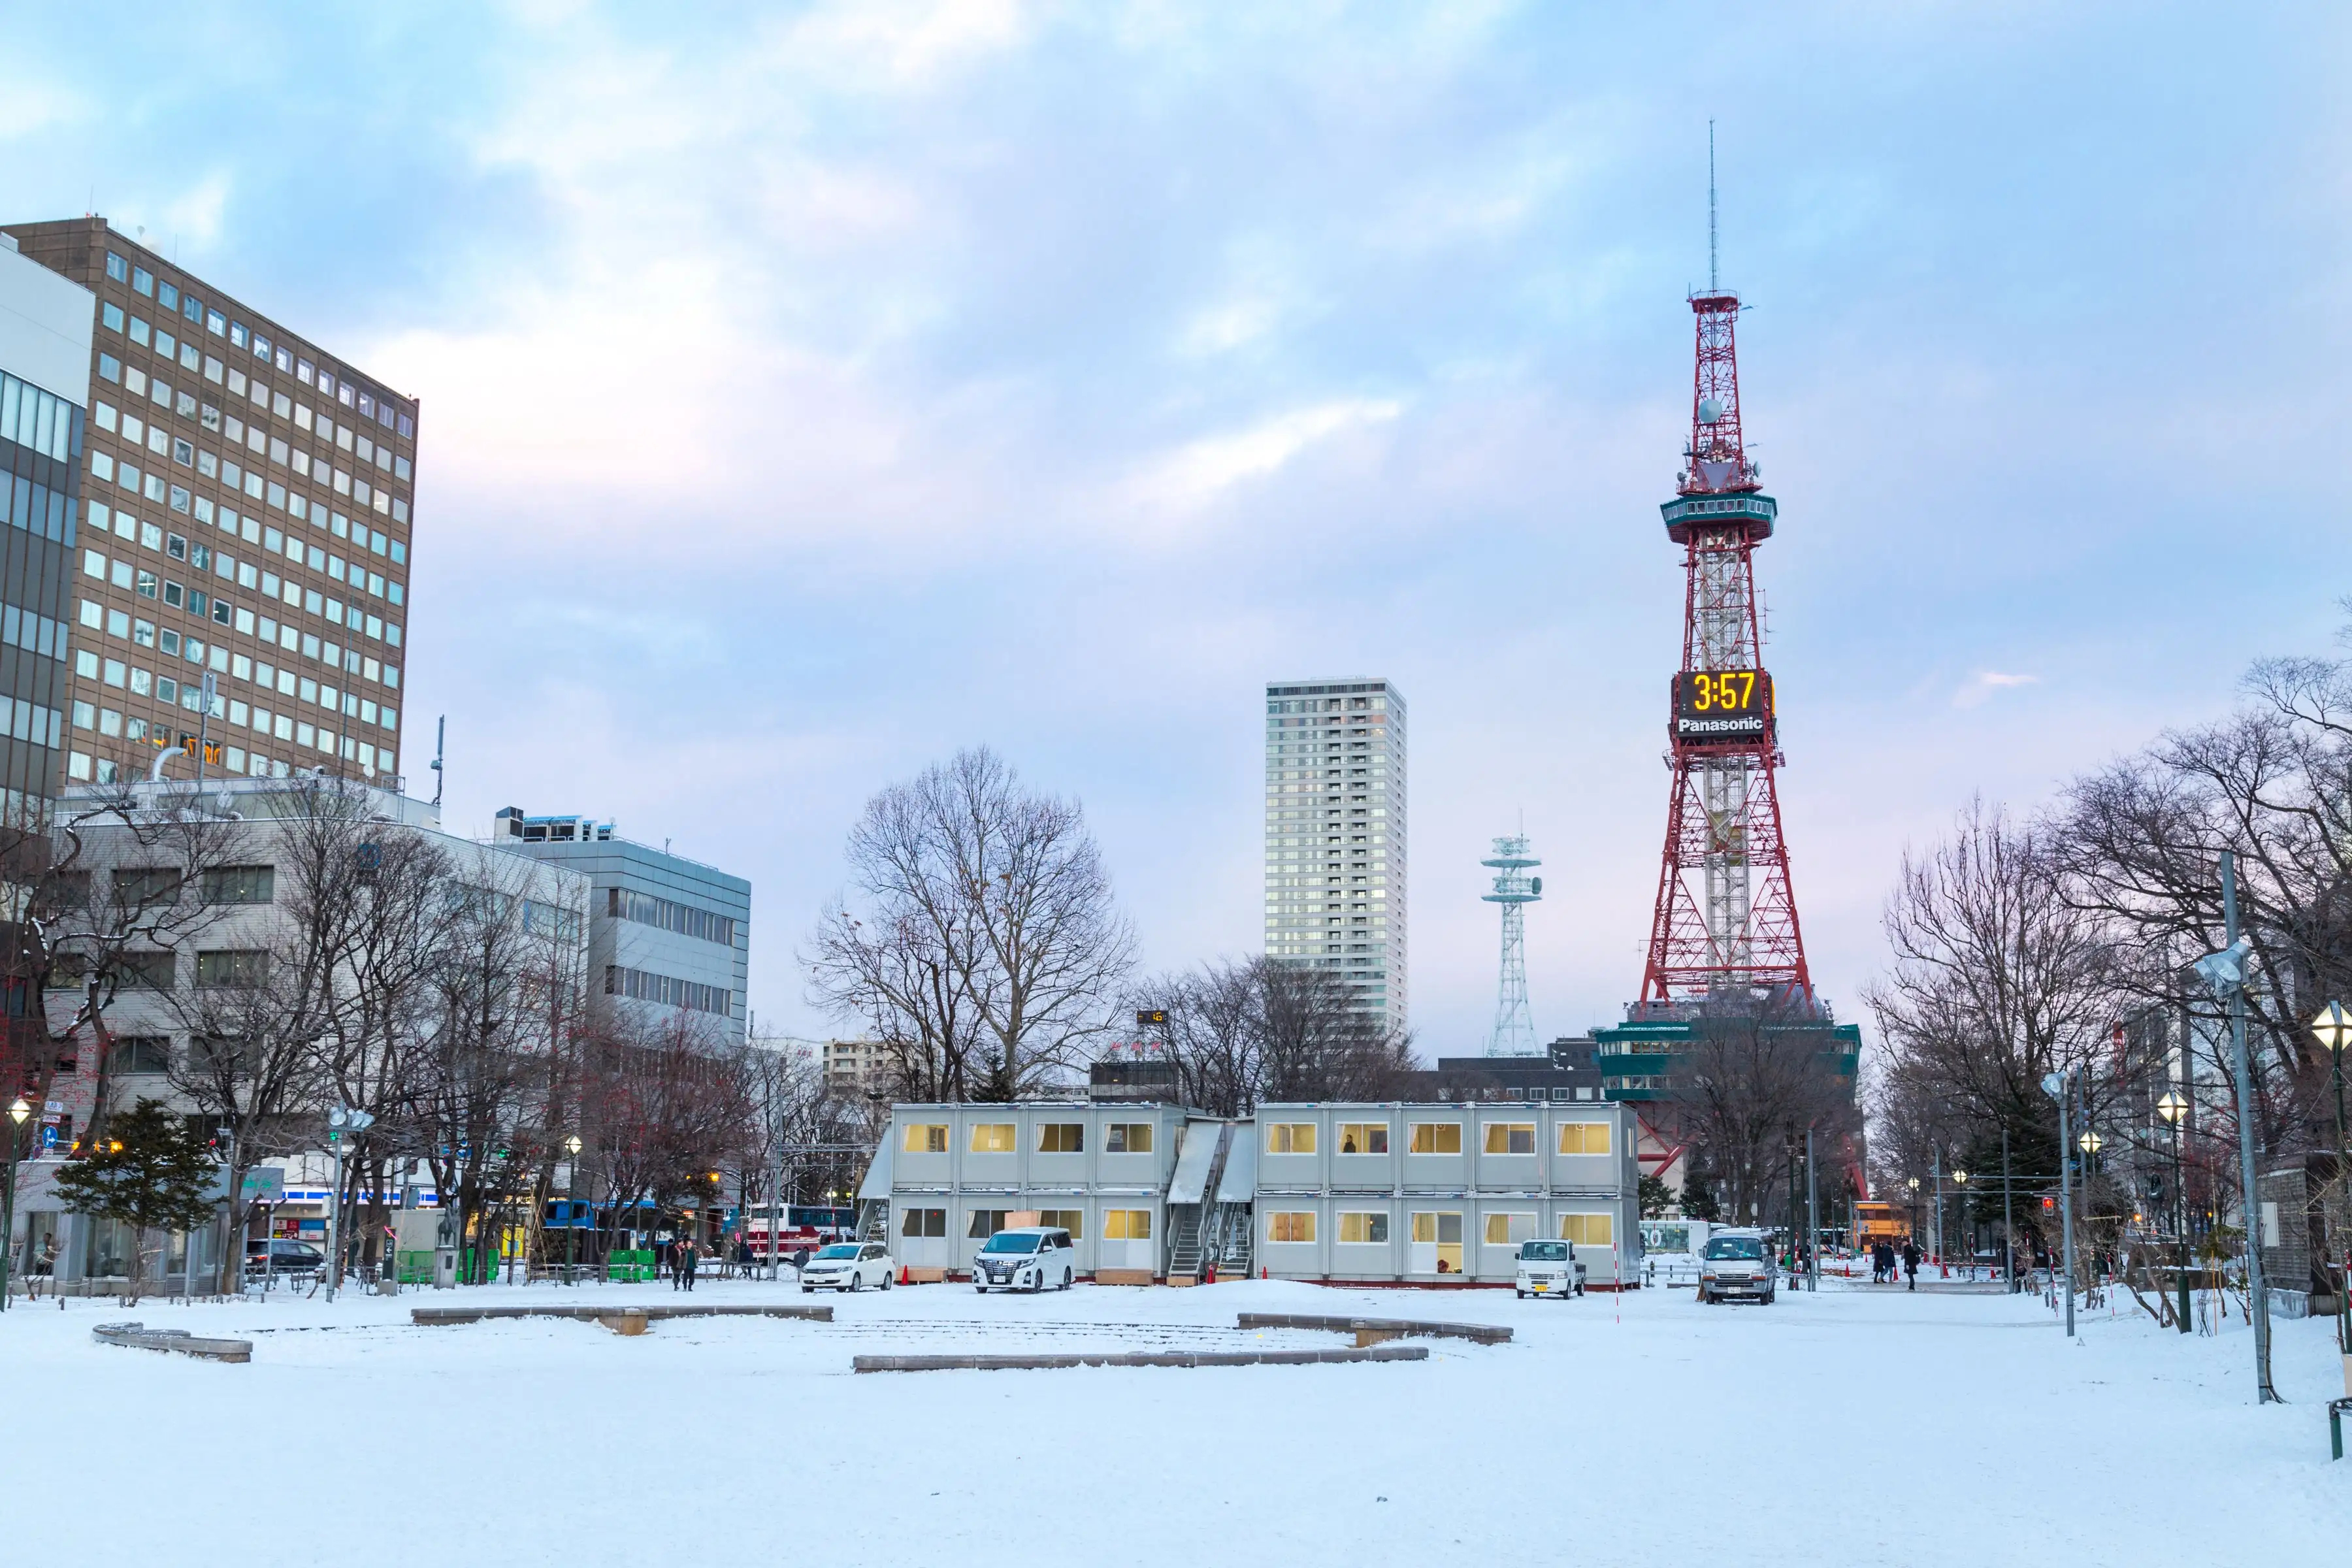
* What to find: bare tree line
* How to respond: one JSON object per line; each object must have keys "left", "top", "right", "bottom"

{"left": 805, "top": 745, "right": 1413, "bottom": 1113}
{"left": 1869, "top": 616, "right": 2352, "bottom": 1268}
{"left": 18, "top": 776, "right": 860, "bottom": 1290}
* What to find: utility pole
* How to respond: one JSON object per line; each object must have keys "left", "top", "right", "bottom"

{"left": 2001, "top": 1124, "right": 2016, "bottom": 1294}
{"left": 1805, "top": 1125, "right": 1819, "bottom": 1292}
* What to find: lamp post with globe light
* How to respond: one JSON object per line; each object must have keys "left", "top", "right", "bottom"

{"left": 2157, "top": 1088, "right": 2191, "bottom": 1335}
{"left": 1905, "top": 1177, "right": 1920, "bottom": 1252}
{"left": 3, "top": 1096, "right": 29, "bottom": 1311}
{"left": 2310, "top": 1001, "right": 2350, "bottom": 1353}
{"left": 1953, "top": 1171, "right": 1970, "bottom": 1277}
{"left": 2076, "top": 1130, "right": 2105, "bottom": 1290}
{"left": 563, "top": 1135, "right": 583, "bottom": 1284}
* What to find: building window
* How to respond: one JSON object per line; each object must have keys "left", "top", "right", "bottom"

{"left": 200, "top": 865, "right": 275, "bottom": 904}
{"left": 1483, "top": 1212, "right": 1536, "bottom": 1247}
{"left": 1407, "top": 1122, "right": 1462, "bottom": 1155}
{"left": 1335, "top": 1122, "right": 1387, "bottom": 1155}
{"left": 1337, "top": 1211, "right": 1389, "bottom": 1245}
{"left": 194, "top": 949, "right": 265, "bottom": 988}
{"left": 1102, "top": 1209, "right": 1153, "bottom": 1241}
{"left": 1559, "top": 1213, "right": 1614, "bottom": 1247}
{"left": 968, "top": 1123, "right": 1015, "bottom": 1154}
{"left": 966, "top": 1209, "right": 1011, "bottom": 1241}
{"left": 105, "top": 1037, "right": 172, "bottom": 1075}
{"left": 1558, "top": 1122, "right": 1612, "bottom": 1156}
{"left": 1483, "top": 1123, "right": 1536, "bottom": 1156}
{"left": 1036, "top": 1123, "right": 1084, "bottom": 1154}
{"left": 899, "top": 1207, "right": 946, "bottom": 1239}
{"left": 1266, "top": 1211, "right": 1314, "bottom": 1244}
{"left": 605, "top": 886, "right": 736, "bottom": 947}
{"left": 1266, "top": 1122, "right": 1316, "bottom": 1154}
{"left": 901, "top": 1124, "right": 947, "bottom": 1154}
{"left": 1034, "top": 1209, "right": 1083, "bottom": 1239}
{"left": 1103, "top": 1122, "right": 1153, "bottom": 1154}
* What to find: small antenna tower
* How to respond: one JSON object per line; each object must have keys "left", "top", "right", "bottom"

{"left": 430, "top": 715, "right": 446, "bottom": 808}
{"left": 1708, "top": 120, "right": 1718, "bottom": 292}
{"left": 1482, "top": 833, "right": 1543, "bottom": 1056}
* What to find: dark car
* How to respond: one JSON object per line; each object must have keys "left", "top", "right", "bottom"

{"left": 245, "top": 1238, "right": 325, "bottom": 1275}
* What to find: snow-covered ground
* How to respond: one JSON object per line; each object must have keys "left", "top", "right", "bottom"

{"left": 4, "top": 1273, "right": 2345, "bottom": 1565}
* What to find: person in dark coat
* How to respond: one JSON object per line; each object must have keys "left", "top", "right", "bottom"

{"left": 1901, "top": 1239, "right": 1921, "bottom": 1291}
{"left": 680, "top": 1237, "right": 699, "bottom": 1292}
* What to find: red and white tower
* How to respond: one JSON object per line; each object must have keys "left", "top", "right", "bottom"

{"left": 1635, "top": 282, "right": 1813, "bottom": 1010}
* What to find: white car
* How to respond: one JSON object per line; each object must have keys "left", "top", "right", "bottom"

{"left": 799, "top": 1241, "right": 895, "bottom": 1293}
{"left": 971, "top": 1226, "right": 1077, "bottom": 1292}
{"left": 1514, "top": 1239, "right": 1584, "bottom": 1299}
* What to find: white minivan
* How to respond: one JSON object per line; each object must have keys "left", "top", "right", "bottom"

{"left": 971, "top": 1226, "right": 1077, "bottom": 1292}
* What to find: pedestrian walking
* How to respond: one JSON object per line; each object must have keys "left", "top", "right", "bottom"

{"left": 681, "top": 1237, "right": 699, "bottom": 1293}
{"left": 666, "top": 1237, "right": 683, "bottom": 1292}
{"left": 1901, "top": 1239, "right": 1920, "bottom": 1291}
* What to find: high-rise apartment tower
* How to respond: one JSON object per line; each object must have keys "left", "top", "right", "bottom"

{"left": 4, "top": 218, "right": 418, "bottom": 791}
{"left": 1263, "top": 678, "right": 1406, "bottom": 1028}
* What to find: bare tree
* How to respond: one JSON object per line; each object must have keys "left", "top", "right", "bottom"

{"left": 1134, "top": 956, "right": 1413, "bottom": 1115}
{"left": 806, "top": 747, "right": 1134, "bottom": 1101}
{"left": 1865, "top": 798, "right": 2117, "bottom": 1194}
{"left": 2054, "top": 640, "right": 2352, "bottom": 1158}
{"left": 1663, "top": 993, "right": 1863, "bottom": 1226}
{"left": 412, "top": 853, "right": 578, "bottom": 1284}
{"left": 36, "top": 780, "right": 250, "bottom": 1156}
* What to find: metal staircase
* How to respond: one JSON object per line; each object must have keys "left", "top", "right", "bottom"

{"left": 1168, "top": 1122, "right": 1237, "bottom": 1281}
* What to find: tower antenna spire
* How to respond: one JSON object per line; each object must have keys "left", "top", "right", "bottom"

{"left": 1708, "top": 120, "right": 1718, "bottom": 292}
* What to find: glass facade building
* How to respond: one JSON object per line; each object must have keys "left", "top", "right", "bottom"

{"left": 0, "top": 235, "right": 94, "bottom": 826}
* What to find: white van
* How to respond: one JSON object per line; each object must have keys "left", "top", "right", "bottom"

{"left": 971, "top": 1226, "right": 1077, "bottom": 1292}
{"left": 1514, "top": 1239, "right": 1584, "bottom": 1299}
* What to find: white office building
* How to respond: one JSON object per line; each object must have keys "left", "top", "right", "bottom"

{"left": 1263, "top": 677, "right": 1406, "bottom": 1028}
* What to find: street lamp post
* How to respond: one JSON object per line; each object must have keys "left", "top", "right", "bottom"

{"left": 2044, "top": 1070, "right": 2075, "bottom": 1337}
{"left": 2157, "top": 1088, "right": 2191, "bottom": 1335}
{"left": 3, "top": 1096, "right": 29, "bottom": 1311}
{"left": 563, "top": 1134, "right": 582, "bottom": 1286}
{"left": 2308, "top": 1001, "right": 2350, "bottom": 1355}
{"left": 1906, "top": 1176, "right": 1919, "bottom": 1252}
{"left": 2195, "top": 850, "right": 2278, "bottom": 1403}
{"left": 1953, "top": 1170, "right": 1970, "bottom": 1279}
{"left": 2076, "top": 1130, "right": 2104, "bottom": 1292}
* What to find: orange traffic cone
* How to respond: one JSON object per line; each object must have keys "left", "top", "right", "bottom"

{"left": 900, "top": 1264, "right": 911, "bottom": 1286}
{"left": 1261, "top": 1266, "right": 1268, "bottom": 1281}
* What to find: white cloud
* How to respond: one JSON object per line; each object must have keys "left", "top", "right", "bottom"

{"left": 1953, "top": 670, "right": 2040, "bottom": 709}
{"left": 1123, "top": 398, "right": 1402, "bottom": 515}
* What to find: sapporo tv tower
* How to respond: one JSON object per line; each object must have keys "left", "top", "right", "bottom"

{"left": 1637, "top": 149, "right": 1812, "bottom": 1013}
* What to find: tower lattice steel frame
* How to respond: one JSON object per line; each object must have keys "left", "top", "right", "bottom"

{"left": 1482, "top": 834, "right": 1541, "bottom": 1055}
{"left": 1636, "top": 286, "right": 1813, "bottom": 1011}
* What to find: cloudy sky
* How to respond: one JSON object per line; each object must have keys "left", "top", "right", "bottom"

{"left": 5, "top": 3, "right": 2342, "bottom": 1051}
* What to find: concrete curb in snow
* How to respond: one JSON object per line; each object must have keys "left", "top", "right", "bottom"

{"left": 1233, "top": 1312, "right": 1511, "bottom": 1345}
{"left": 410, "top": 1303, "right": 834, "bottom": 1326}
{"left": 93, "top": 1322, "right": 253, "bottom": 1362}
{"left": 853, "top": 1345, "right": 1429, "bottom": 1373}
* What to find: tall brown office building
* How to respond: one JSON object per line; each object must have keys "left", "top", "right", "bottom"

{"left": 3, "top": 218, "right": 416, "bottom": 788}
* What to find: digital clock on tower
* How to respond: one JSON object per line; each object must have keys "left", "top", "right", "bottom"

{"left": 1673, "top": 669, "right": 1772, "bottom": 742}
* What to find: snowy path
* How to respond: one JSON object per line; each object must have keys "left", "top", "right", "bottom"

{"left": 3, "top": 1275, "right": 2344, "bottom": 1565}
